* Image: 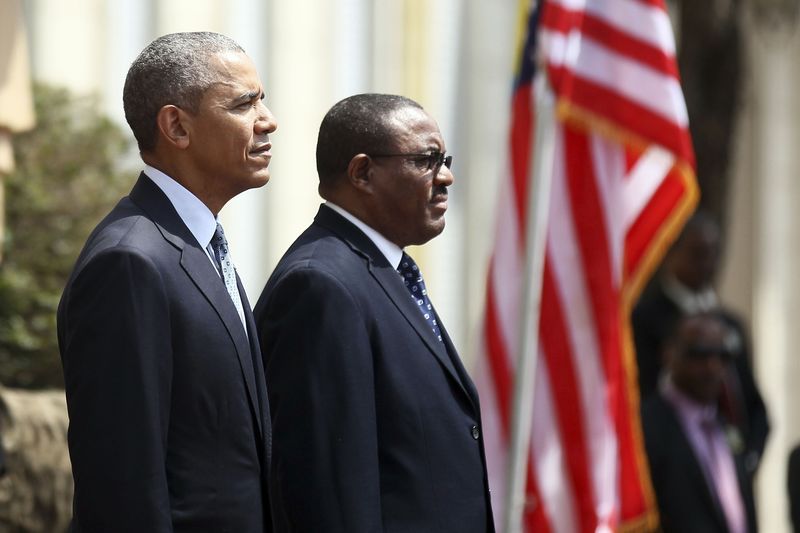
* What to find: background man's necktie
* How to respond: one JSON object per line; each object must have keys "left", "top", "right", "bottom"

{"left": 700, "top": 416, "right": 747, "bottom": 533}
{"left": 209, "top": 222, "right": 247, "bottom": 331}
{"left": 397, "top": 253, "right": 443, "bottom": 343}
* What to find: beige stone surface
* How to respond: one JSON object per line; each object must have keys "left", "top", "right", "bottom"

{"left": 0, "top": 387, "right": 72, "bottom": 533}
{"left": 0, "top": 0, "right": 36, "bottom": 136}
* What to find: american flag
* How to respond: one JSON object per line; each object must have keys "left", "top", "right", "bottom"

{"left": 474, "top": 0, "right": 699, "bottom": 531}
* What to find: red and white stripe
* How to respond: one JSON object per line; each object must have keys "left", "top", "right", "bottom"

{"left": 475, "top": 0, "right": 698, "bottom": 531}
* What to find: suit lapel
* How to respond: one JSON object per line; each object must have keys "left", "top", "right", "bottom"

{"left": 129, "top": 174, "right": 263, "bottom": 439}
{"left": 240, "top": 277, "right": 271, "bottom": 455}
{"left": 180, "top": 247, "right": 263, "bottom": 439}
{"left": 370, "top": 262, "right": 463, "bottom": 381}
{"left": 315, "top": 205, "right": 473, "bottom": 404}
{"left": 662, "top": 399, "right": 729, "bottom": 531}
{"left": 438, "top": 316, "right": 480, "bottom": 412}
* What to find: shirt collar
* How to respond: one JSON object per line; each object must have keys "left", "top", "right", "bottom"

{"left": 662, "top": 274, "right": 719, "bottom": 315}
{"left": 143, "top": 165, "right": 217, "bottom": 249}
{"left": 325, "top": 201, "right": 404, "bottom": 269}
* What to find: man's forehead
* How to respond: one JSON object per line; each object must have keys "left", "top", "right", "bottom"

{"left": 387, "top": 107, "right": 443, "bottom": 144}
{"left": 206, "top": 51, "right": 260, "bottom": 84}
{"left": 209, "top": 78, "right": 261, "bottom": 94}
{"left": 389, "top": 106, "right": 430, "bottom": 124}
{"left": 205, "top": 73, "right": 262, "bottom": 102}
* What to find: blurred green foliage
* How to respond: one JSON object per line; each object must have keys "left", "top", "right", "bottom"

{"left": 0, "top": 84, "right": 135, "bottom": 388}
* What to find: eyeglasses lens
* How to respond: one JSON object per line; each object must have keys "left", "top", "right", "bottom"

{"left": 428, "top": 152, "right": 453, "bottom": 171}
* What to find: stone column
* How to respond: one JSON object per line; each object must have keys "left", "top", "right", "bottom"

{"left": 720, "top": 12, "right": 800, "bottom": 533}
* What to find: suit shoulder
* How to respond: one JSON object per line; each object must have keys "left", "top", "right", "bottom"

{"left": 58, "top": 233, "right": 168, "bottom": 334}
{"left": 69, "top": 237, "right": 164, "bottom": 291}
{"left": 255, "top": 235, "right": 367, "bottom": 317}
{"left": 80, "top": 199, "right": 158, "bottom": 251}
{"left": 70, "top": 204, "right": 168, "bottom": 282}
{"left": 274, "top": 231, "right": 367, "bottom": 284}
{"left": 266, "top": 257, "right": 362, "bottom": 309}
{"left": 254, "top": 257, "right": 368, "bottom": 340}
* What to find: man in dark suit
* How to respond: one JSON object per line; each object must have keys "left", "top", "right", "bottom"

{"left": 633, "top": 211, "right": 768, "bottom": 475}
{"left": 57, "top": 32, "right": 277, "bottom": 532}
{"left": 255, "top": 94, "right": 494, "bottom": 532}
{"left": 642, "top": 313, "right": 757, "bottom": 533}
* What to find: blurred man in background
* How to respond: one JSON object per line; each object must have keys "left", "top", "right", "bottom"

{"left": 642, "top": 313, "right": 758, "bottom": 533}
{"left": 633, "top": 211, "right": 768, "bottom": 475}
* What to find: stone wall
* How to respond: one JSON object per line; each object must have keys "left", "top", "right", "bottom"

{"left": 0, "top": 386, "right": 71, "bottom": 532}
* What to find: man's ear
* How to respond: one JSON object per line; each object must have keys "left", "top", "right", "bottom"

{"left": 347, "top": 154, "right": 372, "bottom": 193}
{"left": 155, "top": 105, "right": 190, "bottom": 150}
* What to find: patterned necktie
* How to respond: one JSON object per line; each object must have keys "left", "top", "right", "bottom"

{"left": 397, "top": 253, "right": 443, "bottom": 343}
{"left": 209, "top": 222, "right": 247, "bottom": 330}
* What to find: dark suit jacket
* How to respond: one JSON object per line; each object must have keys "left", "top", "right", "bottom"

{"left": 789, "top": 444, "right": 800, "bottom": 533}
{"left": 642, "top": 393, "right": 757, "bottom": 533}
{"left": 57, "top": 174, "right": 272, "bottom": 532}
{"left": 254, "top": 205, "right": 494, "bottom": 533}
{"left": 632, "top": 281, "right": 769, "bottom": 471}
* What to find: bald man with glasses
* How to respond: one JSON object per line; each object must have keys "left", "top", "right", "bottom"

{"left": 254, "top": 93, "right": 494, "bottom": 532}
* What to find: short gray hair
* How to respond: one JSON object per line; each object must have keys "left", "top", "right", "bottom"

{"left": 123, "top": 32, "right": 245, "bottom": 152}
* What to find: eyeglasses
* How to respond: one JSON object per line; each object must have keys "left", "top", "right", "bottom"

{"left": 369, "top": 151, "right": 453, "bottom": 172}
{"left": 682, "top": 343, "right": 733, "bottom": 362}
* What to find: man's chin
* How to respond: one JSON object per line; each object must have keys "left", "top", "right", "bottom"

{"left": 412, "top": 221, "right": 446, "bottom": 246}
{"left": 249, "top": 171, "right": 271, "bottom": 188}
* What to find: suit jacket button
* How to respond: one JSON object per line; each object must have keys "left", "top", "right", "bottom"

{"left": 471, "top": 425, "right": 480, "bottom": 440}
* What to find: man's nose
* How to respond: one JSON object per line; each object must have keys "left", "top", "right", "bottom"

{"left": 255, "top": 102, "right": 277, "bottom": 134}
{"left": 435, "top": 163, "right": 454, "bottom": 186}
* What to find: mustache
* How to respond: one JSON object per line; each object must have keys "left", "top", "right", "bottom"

{"left": 431, "top": 185, "right": 448, "bottom": 197}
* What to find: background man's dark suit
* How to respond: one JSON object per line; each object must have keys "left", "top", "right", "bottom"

{"left": 255, "top": 205, "right": 493, "bottom": 532}
{"left": 58, "top": 175, "right": 271, "bottom": 531}
{"left": 642, "top": 393, "right": 757, "bottom": 533}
